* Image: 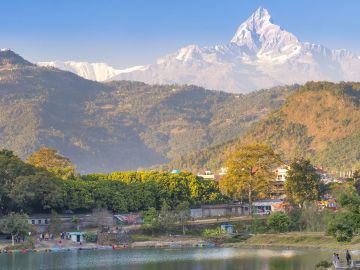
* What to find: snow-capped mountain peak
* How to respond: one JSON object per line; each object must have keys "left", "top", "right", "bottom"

{"left": 231, "top": 7, "right": 272, "bottom": 44}
{"left": 231, "top": 7, "right": 300, "bottom": 57}
{"left": 175, "top": 45, "right": 202, "bottom": 61}
{"left": 39, "top": 7, "right": 360, "bottom": 93}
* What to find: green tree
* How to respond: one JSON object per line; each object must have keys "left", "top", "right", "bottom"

{"left": 267, "top": 212, "right": 290, "bottom": 233}
{"left": 62, "top": 180, "right": 95, "bottom": 211}
{"left": 142, "top": 207, "right": 158, "bottom": 235}
{"left": 0, "top": 150, "right": 36, "bottom": 214}
{"left": 143, "top": 207, "right": 157, "bottom": 225}
{"left": 220, "top": 144, "right": 280, "bottom": 214}
{"left": 10, "top": 172, "right": 64, "bottom": 213}
{"left": 0, "top": 213, "right": 29, "bottom": 246}
{"left": 157, "top": 201, "right": 176, "bottom": 233}
{"left": 175, "top": 201, "right": 191, "bottom": 235}
{"left": 353, "top": 169, "right": 360, "bottom": 195}
{"left": 326, "top": 194, "right": 360, "bottom": 242}
{"left": 285, "top": 158, "right": 321, "bottom": 208}
{"left": 26, "top": 147, "right": 77, "bottom": 180}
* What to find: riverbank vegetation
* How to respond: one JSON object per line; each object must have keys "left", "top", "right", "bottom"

{"left": 0, "top": 148, "right": 226, "bottom": 216}
{"left": 2, "top": 142, "right": 360, "bottom": 249}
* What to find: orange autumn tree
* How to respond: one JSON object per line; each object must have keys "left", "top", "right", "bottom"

{"left": 220, "top": 143, "right": 281, "bottom": 215}
{"left": 26, "top": 147, "right": 77, "bottom": 179}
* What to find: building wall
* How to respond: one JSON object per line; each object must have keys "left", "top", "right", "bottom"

{"left": 190, "top": 204, "right": 247, "bottom": 218}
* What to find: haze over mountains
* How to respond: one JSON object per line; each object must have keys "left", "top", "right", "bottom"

{"left": 39, "top": 7, "right": 360, "bottom": 93}
{"left": 0, "top": 48, "right": 296, "bottom": 172}
{"left": 2, "top": 7, "right": 360, "bottom": 174}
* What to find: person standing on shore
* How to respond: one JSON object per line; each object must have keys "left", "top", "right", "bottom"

{"left": 333, "top": 253, "right": 339, "bottom": 266}
{"left": 346, "top": 250, "right": 352, "bottom": 265}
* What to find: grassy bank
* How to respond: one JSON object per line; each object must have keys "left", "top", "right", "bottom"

{"left": 225, "top": 232, "right": 360, "bottom": 250}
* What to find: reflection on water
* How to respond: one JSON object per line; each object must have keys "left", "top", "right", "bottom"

{"left": 0, "top": 248, "right": 331, "bottom": 270}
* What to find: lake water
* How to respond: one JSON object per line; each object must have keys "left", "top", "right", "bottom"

{"left": 0, "top": 247, "right": 331, "bottom": 270}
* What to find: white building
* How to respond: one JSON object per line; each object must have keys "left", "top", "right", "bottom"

{"left": 68, "top": 232, "right": 85, "bottom": 243}
{"left": 274, "top": 165, "right": 289, "bottom": 182}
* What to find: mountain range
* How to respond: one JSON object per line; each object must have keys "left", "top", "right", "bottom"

{"left": 38, "top": 7, "right": 360, "bottom": 93}
{"left": 0, "top": 49, "right": 295, "bottom": 172}
{"left": 37, "top": 61, "right": 147, "bottom": 82}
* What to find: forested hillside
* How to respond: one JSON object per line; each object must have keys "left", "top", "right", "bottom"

{"left": 0, "top": 50, "right": 296, "bottom": 172}
{"left": 173, "top": 82, "right": 360, "bottom": 173}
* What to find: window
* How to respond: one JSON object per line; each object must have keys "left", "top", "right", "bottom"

{"left": 38, "top": 219, "right": 41, "bottom": 224}
{"left": 31, "top": 220, "right": 35, "bottom": 225}
{"left": 45, "top": 219, "right": 48, "bottom": 224}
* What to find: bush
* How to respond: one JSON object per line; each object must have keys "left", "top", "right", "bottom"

{"left": 250, "top": 217, "right": 268, "bottom": 234}
{"left": 327, "top": 222, "right": 353, "bottom": 242}
{"left": 287, "top": 208, "right": 301, "bottom": 231}
{"left": 315, "top": 260, "right": 332, "bottom": 269}
{"left": 267, "top": 212, "right": 290, "bottom": 233}
{"left": 327, "top": 212, "right": 356, "bottom": 242}
{"left": 83, "top": 232, "right": 97, "bottom": 243}
{"left": 202, "top": 228, "right": 228, "bottom": 243}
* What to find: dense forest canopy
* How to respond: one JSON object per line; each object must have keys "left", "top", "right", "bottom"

{"left": 0, "top": 149, "right": 226, "bottom": 215}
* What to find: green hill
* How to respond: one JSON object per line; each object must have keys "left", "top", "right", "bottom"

{"left": 0, "top": 50, "right": 296, "bottom": 172}
{"left": 172, "top": 82, "right": 360, "bottom": 173}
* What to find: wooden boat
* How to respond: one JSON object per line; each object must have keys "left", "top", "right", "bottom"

{"left": 112, "top": 244, "right": 128, "bottom": 250}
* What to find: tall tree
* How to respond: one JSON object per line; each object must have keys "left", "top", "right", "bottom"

{"left": 26, "top": 147, "right": 77, "bottom": 179}
{"left": 285, "top": 158, "right": 321, "bottom": 208}
{"left": 142, "top": 207, "right": 158, "bottom": 235}
{"left": 0, "top": 150, "right": 36, "bottom": 214}
{"left": 157, "top": 201, "right": 176, "bottom": 233}
{"left": 353, "top": 169, "right": 360, "bottom": 196}
{"left": 175, "top": 201, "right": 191, "bottom": 235}
{"left": 220, "top": 143, "right": 281, "bottom": 215}
{"left": 0, "top": 212, "right": 29, "bottom": 246}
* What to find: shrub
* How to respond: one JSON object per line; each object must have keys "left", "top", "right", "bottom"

{"left": 83, "top": 232, "right": 97, "bottom": 243}
{"left": 327, "top": 211, "right": 357, "bottom": 242}
{"left": 315, "top": 260, "right": 332, "bottom": 269}
{"left": 267, "top": 212, "right": 290, "bottom": 233}
{"left": 327, "top": 221, "right": 353, "bottom": 242}
{"left": 250, "top": 217, "right": 269, "bottom": 234}
{"left": 202, "top": 228, "right": 228, "bottom": 243}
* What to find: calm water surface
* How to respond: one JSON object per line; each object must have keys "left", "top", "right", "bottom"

{"left": 0, "top": 248, "right": 331, "bottom": 270}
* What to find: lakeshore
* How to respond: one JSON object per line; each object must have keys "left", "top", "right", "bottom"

{"left": 2, "top": 232, "right": 360, "bottom": 255}
{"left": 226, "top": 232, "right": 360, "bottom": 250}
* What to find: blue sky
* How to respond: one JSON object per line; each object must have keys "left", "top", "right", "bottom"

{"left": 1, "top": 0, "right": 360, "bottom": 68}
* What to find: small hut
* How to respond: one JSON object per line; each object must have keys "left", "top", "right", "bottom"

{"left": 68, "top": 232, "right": 85, "bottom": 243}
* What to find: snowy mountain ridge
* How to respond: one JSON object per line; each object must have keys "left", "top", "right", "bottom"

{"left": 38, "top": 61, "right": 148, "bottom": 82}
{"left": 39, "top": 7, "right": 360, "bottom": 93}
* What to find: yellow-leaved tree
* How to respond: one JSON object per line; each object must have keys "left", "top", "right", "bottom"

{"left": 26, "top": 147, "right": 77, "bottom": 179}
{"left": 220, "top": 143, "right": 281, "bottom": 215}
